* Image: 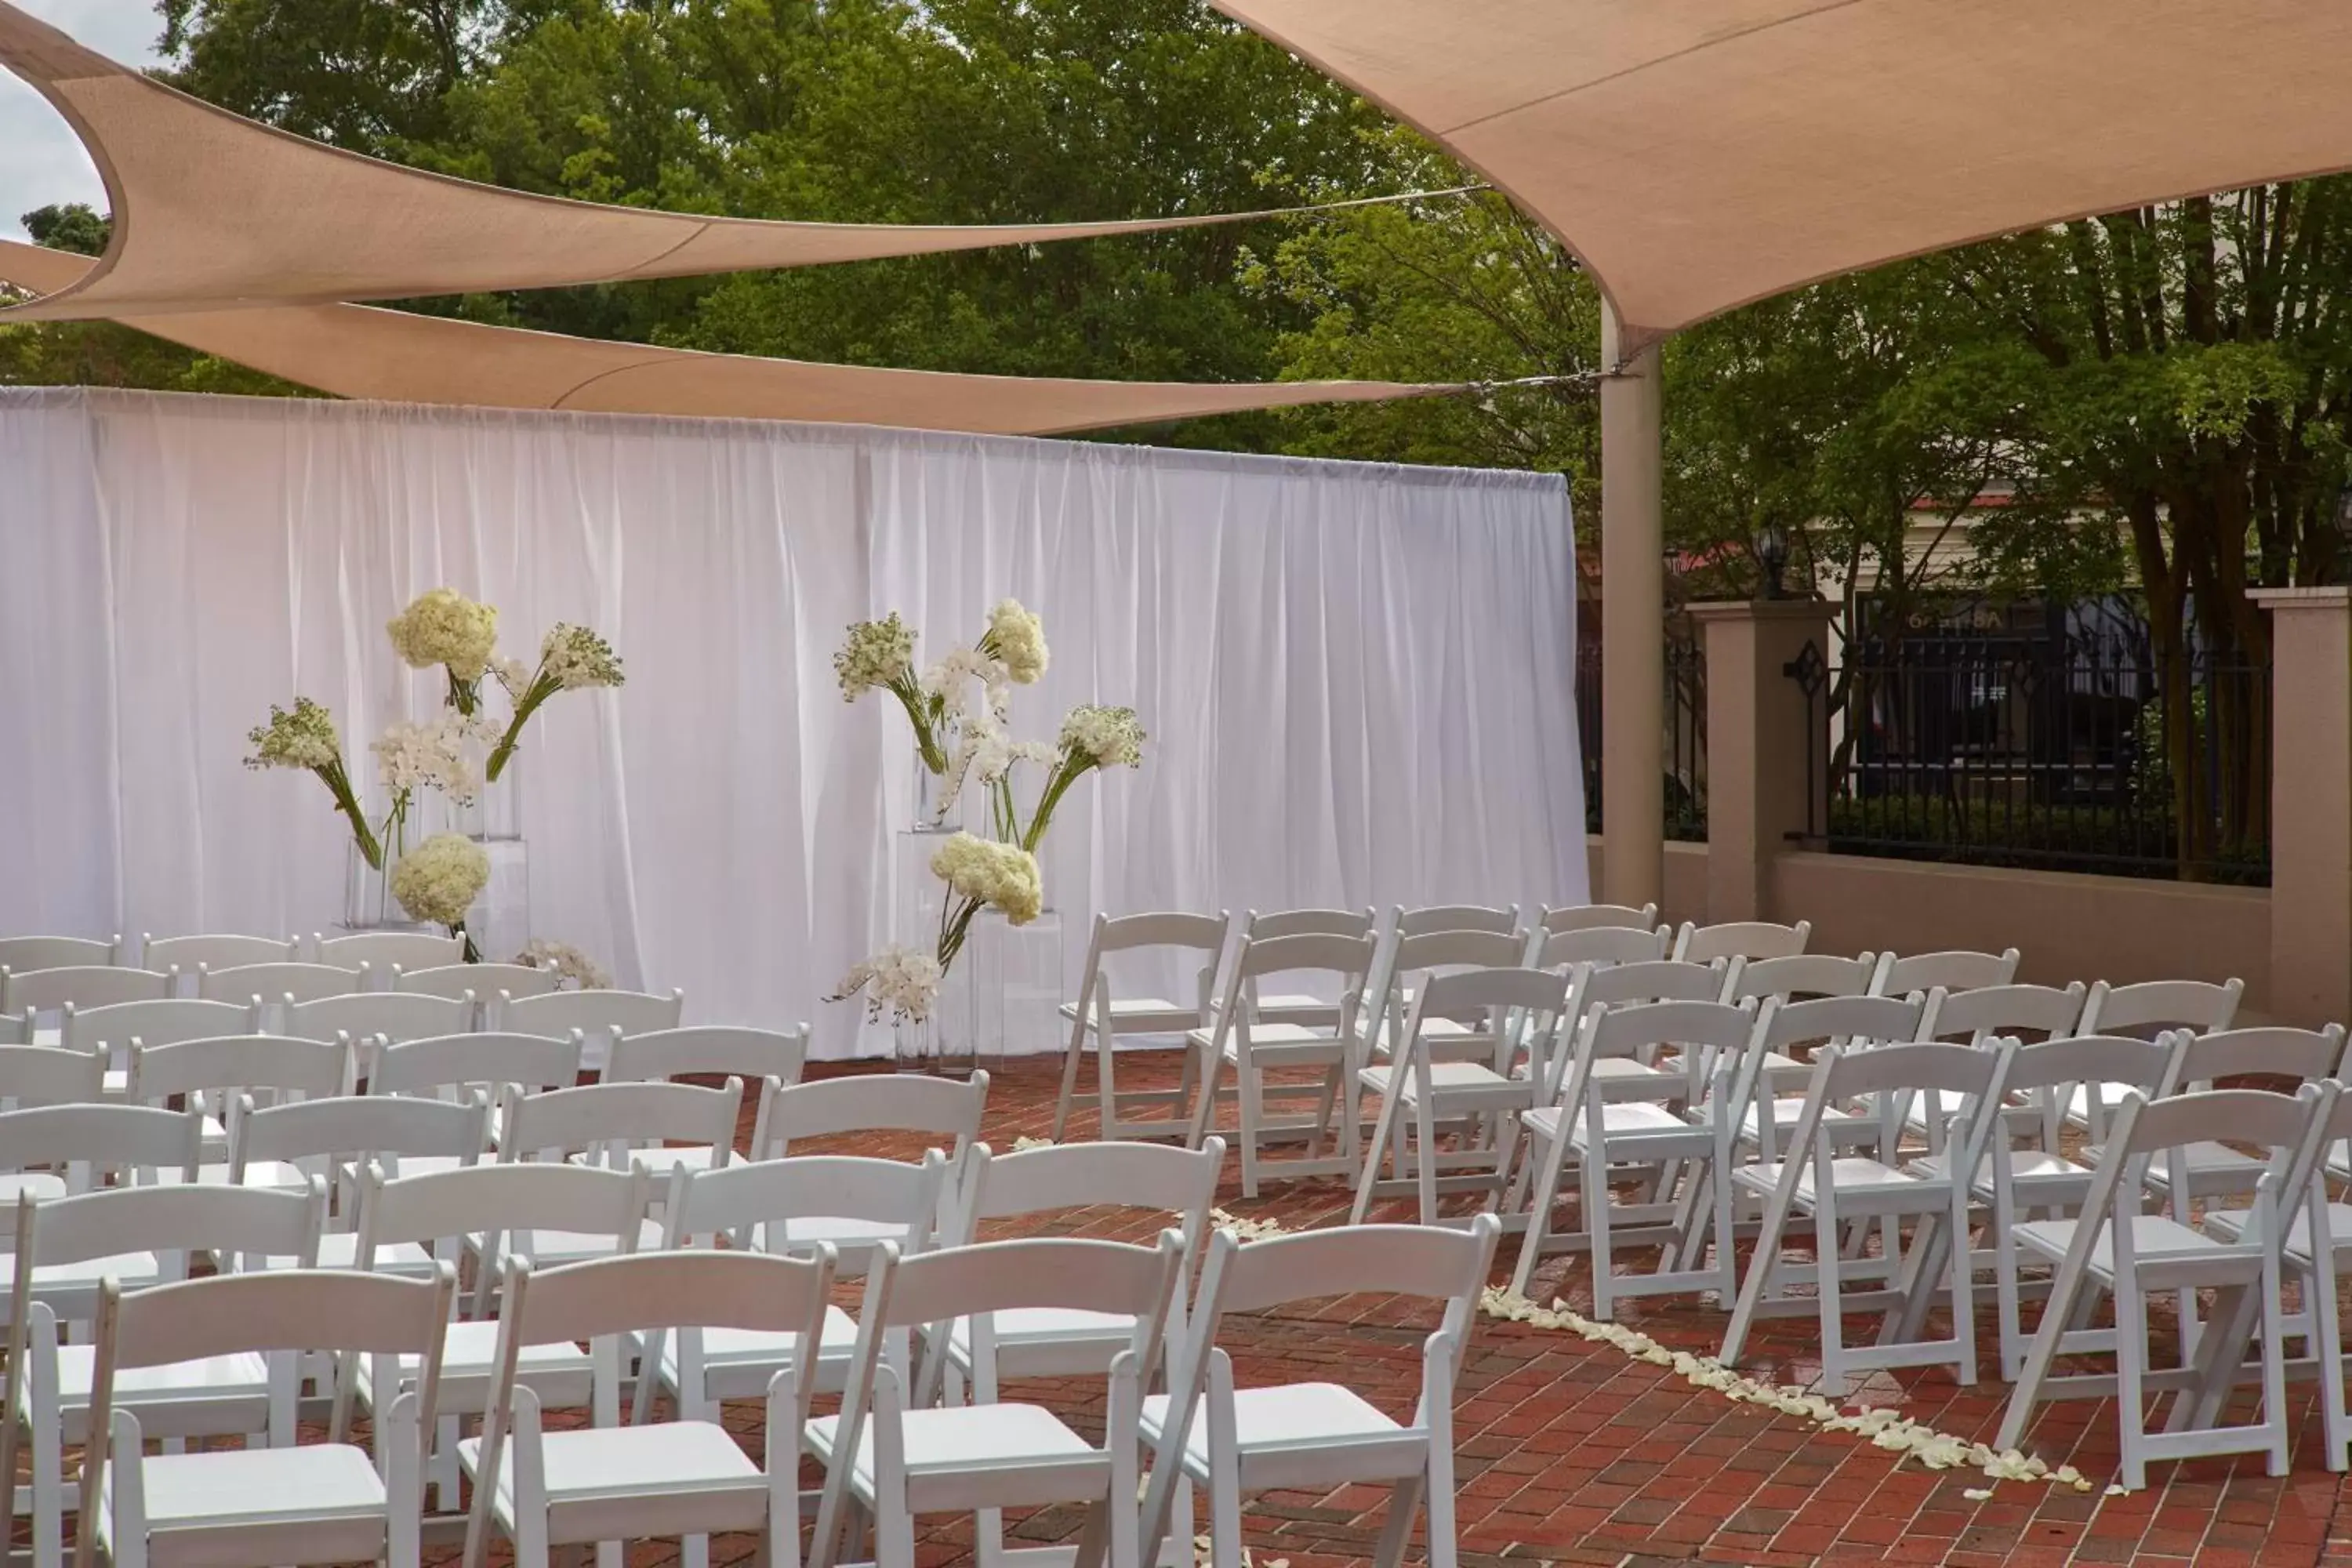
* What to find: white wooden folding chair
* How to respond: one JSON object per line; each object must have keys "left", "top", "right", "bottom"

{"left": 396, "top": 963, "right": 558, "bottom": 1015}
{"left": 195, "top": 962, "right": 360, "bottom": 1025}
{"left": 230, "top": 1093, "right": 489, "bottom": 1267}
{"left": 126, "top": 1033, "right": 354, "bottom": 1189}
{"left": 140, "top": 935, "right": 296, "bottom": 989}
{"left": 282, "top": 991, "right": 475, "bottom": 1057}
{"left": 348, "top": 1161, "right": 652, "bottom": 1508}
{"left": 1186, "top": 931, "right": 1374, "bottom": 1196}
{"left": 1397, "top": 904, "right": 1522, "bottom": 938}
{"left": 498, "top": 989, "right": 684, "bottom": 1075}
{"left": 6, "top": 969, "right": 174, "bottom": 1036}
{"left": 2062, "top": 977, "right": 2244, "bottom": 1134}
{"left": 497, "top": 1079, "right": 739, "bottom": 1236}
{"left": 1721, "top": 1040, "right": 2012, "bottom": 1394}
{"left": 1216, "top": 908, "right": 1376, "bottom": 1029}
{"left": 1520, "top": 923, "right": 1671, "bottom": 977}
{"left": 364, "top": 1030, "right": 586, "bottom": 1180}
{"left": 3, "top": 1182, "right": 325, "bottom": 1568}
{"left": 0, "top": 1045, "right": 104, "bottom": 1112}
{"left": 1672, "top": 920, "right": 1809, "bottom": 964}
{"left": 0, "top": 938, "right": 118, "bottom": 975}
{"left": 1720, "top": 951, "right": 1878, "bottom": 1007}
{"left": 808, "top": 1234, "right": 1185, "bottom": 1568}
{"left": 77, "top": 1265, "right": 453, "bottom": 1568}
{"left": 1915, "top": 980, "right": 2088, "bottom": 1047}
{"left": 1719, "top": 992, "right": 1929, "bottom": 1157}
{"left": 1351, "top": 967, "right": 1567, "bottom": 1225}
{"left": 1138, "top": 1216, "right": 1500, "bottom": 1568}
{"left": 1871, "top": 948, "right": 2022, "bottom": 996}
{"left": 1054, "top": 911, "right": 1232, "bottom": 1143}
{"left": 1995, "top": 1086, "right": 2324, "bottom": 1490}
{"left": 313, "top": 930, "right": 464, "bottom": 975}
{"left": 462, "top": 1250, "right": 832, "bottom": 1568}
{"left": 1541, "top": 902, "right": 1658, "bottom": 935}
{"left": 1508, "top": 998, "right": 1755, "bottom": 1310}
{"left": 0, "top": 1104, "right": 201, "bottom": 1214}
{"left": 641, "top": 1152, "right": 949, "bottom": 1426}
{"left": 58, "top": 997, "right": 257, "bottom": 1097}
{"left": 604, "top": 1024, "right": 808, "bottom": 1178}
{"left": 1356, "top": 929, "right": 1529, "bottom": 1065}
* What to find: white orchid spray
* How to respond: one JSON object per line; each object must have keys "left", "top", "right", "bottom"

{"left": 485, "top": 622, "right": 626, "bottom": 782}
{"left": 245, "top": 697, "right": 382, "bottom": 869}
{"left": 512, "top": 939, "right": 611, "bottom": 990}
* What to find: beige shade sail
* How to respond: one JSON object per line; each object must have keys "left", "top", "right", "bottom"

{"left": 0, "top": 239, "right": 1454, "bottom": 435}
{"left": 1210, "top": 0, "right": 2352, "bottom": 343}
{"left": 0, "top": 1, "right": 1465, "bottom": 321}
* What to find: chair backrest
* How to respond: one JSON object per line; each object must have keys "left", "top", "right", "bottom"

{"left": 1870, "top": 947, "right": 2021, "bottom": 996}
{"left": 1542, "top": 902, "right": 1658, "bottom": 935}
{"left": 877, "top": 1232, "right": 1184, "bottom": 1331}
{"left": 358, "top": 1160, "right": 651, "bottom": 1266}
{"left": 0, "top": 936, "right": 116, "bottom": 975}
{"left": 1797, "top": 1040, "right": 2009, "bottom": 1167}
{"left": 1924, "top": 982, "right": 2087, "bottom": 1044}
{"left": 1397, "top": 903, "right": 1521, "bottom": 938}
{"left": 1403, "top": 965, "right": 1569, "bottom": 1074}
{"left": 1524, "top": 923, "right": 1670, "bottom": 972}
{"left": 1723, "top": 953, "right": 1877, "bottom": 1005}
{"left": 4, "top": 966, "right": 172, "bottom": 1018}
{"left": 499, "top": 1078, "right": 740, "bottom": 1166}
{"left": 313, "top": 930, "right": 465, "bottom": 972}
{"left": 2165, "top": 1024, "right": 2350, "bottom": 1094}
{"left": 197, "top": 960, "right": 361, "bottom": 1007}
{"left": 395, "top": 962, "right": 557, "bottom": 1003}
{"left": 1673, "top": 920, "right": 1810, "bottom": 964}
{"left": 959, "top": 1138, "right": 1224, "bottom": 1251}
{"left": 1073, "top": 911, "right": 1233, "bottom": 1024}
{"left": 140, "top": 934, "right": 296, "bottom": 974}
{"left": 233, "top": 1091, "right": 489, "bottom": 1181}
{"left": 1563, "top": 997, "right": 1755, "bottom": 1106}
{"left": 2082, "top": 1087, "right": 2322, "bottom": 1241}
{"left": 0, "top": 1044, "right": 104, "bottom": 1108}
{"left": 2079, "top": 976, "right": 2244, "bottom": 1036}
{"left": 666, "top": 1150, "right": 951, "bottom": 1268}
{"left": 1243, "top": 907, "right": 1375, "bottom": 942}
{"left": 369, "top": 1029, "right": 583, "bottom": 1099}
{"left": 1227, "top": 931, "right": 1377, "bottom": 988}
{"left": 499, "top": 987, "right": 684, "bottom": 1040}
{"left": 128, "top": 1033, "right": 352, "bottom": 1105}
{"left": 760, "top": 1070, "right": 989, "bottom": 1162}
{"left": 1363, "top": 928, "right": 1534, "bottom": 1042}
{"left": 1998, "top": 1032, "right": 2179, "bottom": 1147}
{"left": 493, "top": 1247, "right": 837, "bottom": 1349}
{"left": 1192, "top": 1214, "right": 1497, "bottom": 1340}
{"left": 13, "top": 1180, "right": 322, "bottom": 1287}
{"left": 0, "top": 1103, "right": 201, "bottom": 1187}
{"left": 281, "top": 990, "right": 475, "bottom": 1051}
{"left": 1571, "top": 957, "right": 1728, "bottom": 1011}
{"left": 605, "top": 1024, "right": 809, "bottom": 1087}
{"left": 1755, "top": 992, "right": 1926, "bottom": 1053}
{"left": 59, "top": 996, "right": 256, "bottom": 1058}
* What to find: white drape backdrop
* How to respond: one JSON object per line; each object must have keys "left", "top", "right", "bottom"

{"left": 0, "top": 387, "right": 1584, "bottom": 1057}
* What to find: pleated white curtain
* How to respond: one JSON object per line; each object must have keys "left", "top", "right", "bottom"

{"left": 0, "top": 387, "right": 1584, "bottom": 1056}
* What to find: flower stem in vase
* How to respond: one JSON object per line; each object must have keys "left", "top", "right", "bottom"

{"left": 486, "top": 683, "right": 550, "bottom": 782}
{"left": 321, "top": 760, "right": 383, "bottom": 869}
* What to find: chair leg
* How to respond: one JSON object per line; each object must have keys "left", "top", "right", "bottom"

{"left": 1351, "top": 1087, "right": 1403, "bottom": 1226}
{"left": 1369, "top": 1475, "right": 1423, "bottom": 1568}
{"left": 1414, "top": 1095, "right": 1442, "bottom": 1225}
{"left": 31, "top": 1404, "right": 60, "bottom": 1568}
{"left": 1096, "top": 1027, "right": 1123, "bottom": 1142}
{"left": 1236, "top": 1058, "right": 1264, "bottom": 1200}
{"left": 876, "top": 1494, "right": 917, "bottom": 1568}
{"left": 1722, "top": 1170, "right": 1799, "bottom": 1369}
{"left": 2115, "top": 1268, "right": 2151, "bottom": 1494}
{"left": 2315, "top": 1258, "right": 2351, "bottom": 1472}
{"left": 1052, "top": 1029, "right": 1085, "bottom": 1141}
{"left": 1585, "top": 1142, "right": 1617, "bottom": 1322}
{"left": 1509, "top": 1130, "right": 1566, "bottom": 1298}
{"left": 1185, "top": 1050, "right": 1224, "bottom": 1151}
{"left": 684, "top": 1536, "right": 710, "bottom": 1568}
{"left": 1813, "top": 1197, "right": 1848, "bottom": 1399}
{"left": 2260, "top": 1246, "right": 2291, "bottom": 1478}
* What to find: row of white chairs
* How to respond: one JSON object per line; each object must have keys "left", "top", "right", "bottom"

{"left": 1, "top": 931, "right": 468, "bottom": 980}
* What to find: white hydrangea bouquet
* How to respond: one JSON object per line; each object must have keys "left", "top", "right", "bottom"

{"left": 388, "top": 832, "right": 490, "bottom": 960}
{"left": 829, "top": 598, "right": 1146, "bottom": 1025}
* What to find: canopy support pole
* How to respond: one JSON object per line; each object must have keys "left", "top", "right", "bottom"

{"left": 1599, "top": 301, "right": 1666, "bottom": 913}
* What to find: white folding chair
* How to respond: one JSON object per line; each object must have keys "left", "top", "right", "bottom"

{"left": 282, "top": 991, "right": 474, "bottom": 1055}
{"left": 230, "top": 1092, "right": 489, "bottom": 1266}
{"left": 0, "top": 1104, "right": 201, "bottom": 1212}
{"left": 3, "top": 1182, "right": 325, "bottom": 1568}
{"left": 2078, "top": 975, "right": 2245, "bottom": 1038}
{"left": 1718, "top": 992, "right": 1929, "bottom": 1157}
{"left": 1185, "top": 932, "right": 1374, "bottom": 1196}
{"left": 77, "top": 1265, "right": 453, "bottom": 1568}
{"left": 604, "top": 1025, "right": 808, "bottom": 1178}
{"left": 58, "top": 997, "right": 256, "bottom": 1096}
{"left": 2096, "top": 1025, "right": 2351, "bottom": 1203}
{"left": 641, "top": 1152, "right": 950, "bottom": 1424}
{"left": 1995, "top": 1086, "right": 2324, "bottom": 1490}
{"left": 1520, "top": 923, "right": 1670, "bottom": 976}
{"left": 1508, "top": 999, "right": 1756, "bottom": 1311}
{"left": 1139, "top": 1217, "right": 1500, "bottom": 1568}
{"left": 0, "top": 1045, "right": 103, "bottom": 1111}
{"left": 1919, "top": 982, "right": 2088, "bottom": 1047}
{"left": 1672, "top": 920, "right": 1810, "bottom": 964}
{"left": 5, "top": 968, "right": 173, "bottom": 1033}
{"left": 1721, "top": 1040, "right": 2012, "bottom": 1393}
{"left": 1351, "top": 967, "right": 1567, "bottom": 1224}
{"left": 197, "top": 962, "right": 361, "bottom": 1031}
{"left": 365, "top": 1030, "right": 585, "bottom": 1179}
{"left": 1218, "top": 908, "right": 1376, "bottom": 1029}
{"left": 809, "top": 1234, "right": 1185, "bottom": 1568}
{"left": 461, "top": 1250, "right": 833, "bottom": 1568}
{"left": 1721, "top": 951, "right": 1877, "bottom": 1007}
{"left": 140, "top": 935, "right": 297, "bottom": 987}
{"left": 348, "top": 1162, "right": 652, "bottom": 1507}
{"left": 0, "top": 938, "right": 118, "bottom": 975}
{"left": 1541, "top": 902, "right": 1658, "bottom": 935}
{"left": 1871, "top": 947, "right": 2022, "bottom": 996}
{"left": 1396, "top": 903, "right": 1522, "bottom": 938}
{"left": 498, "top": 989, "right": 684, "bottom": 1075}
{"left": 758, "top": 1070, "right": 989, "bottom": 1175}
{"left": 1356, "top": 929, "right": 1529, "bottom": 1065}
{"left": 497, "top": 1081, "right": 736, "bottom": 1265}
{"left": 313, "top": 929, "right": 464, "bottom": 975}
{"left": 126, "top": 1034, "right": 354, "bottom": 1189}
{"left": 396, "top": 963, "right": 558, "bottom": 1012}
{"left": 1054, "top": 911, "right": 1232, "bottom": 1143}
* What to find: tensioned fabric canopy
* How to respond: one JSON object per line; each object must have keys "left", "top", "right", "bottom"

{"left": 0, "top": 0, "right": 1462, "bottom": 321}
{"left": 1210, "top": 0, "right": 2352, "bottom": 344}
{"left": 0, "top": 240, "right": 1452, "bottom": 434}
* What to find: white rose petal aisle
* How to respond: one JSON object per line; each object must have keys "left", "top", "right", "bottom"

{"left": 829, "top": 598, "right": 1144, "bottom": 1068}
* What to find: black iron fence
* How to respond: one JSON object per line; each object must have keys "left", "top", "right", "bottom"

{"left": 1577, "top": 634, "right": 1708, "bottom": 840}
{"left": 1788, "top": 635, "right": 2272, "bottom": 884}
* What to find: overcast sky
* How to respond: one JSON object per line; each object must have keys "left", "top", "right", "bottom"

{"left": 2, "top": 2, "right": 163, "bottom": 241}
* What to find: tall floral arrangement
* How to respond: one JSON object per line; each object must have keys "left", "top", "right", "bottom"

{"left": 245, "top": 698, "right": 383, "bottom": 869}
{"left": 831, "top": 598, "right": 1145, "bottom": 1024}
{"left": 487, "top": 623, "right": 626, "bottom": 781}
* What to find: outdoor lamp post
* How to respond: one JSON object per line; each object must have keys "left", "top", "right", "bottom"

{"left": 1755, "top": 523, "right": 1790, "bottom": 600}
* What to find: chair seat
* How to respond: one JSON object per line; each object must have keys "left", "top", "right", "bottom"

{"left": 461, "top": 1421, "right": 762, "bottom": 1508}
{"left": 6, "top": 1249, "right": 165, "bottom": 1295}
{"left": 1356, "top": 1061, "right": 1523, "bottom": 1105}
{"left": 150, "top": 1160, "right": 307, "bottom": 1192}
{"left": 1734, "top": 1157, "right": 1931, "bottom": 1207}
{"left": 1551, "top": 1101, "right": 1709, "bottom": 1149}
{"left": 2015, "top": 1214, "right": 2252, "bottom": 1282}
{"left": 659, "top": 1308, "right": 862, "bottom": 1385}
{"left": 492, "top": 1221, "right": 666, "bottom": 1269}
{"left": 1188, "top": 1023, "right": 1346, "bottom": 1062}
{"left": 269, "top": 1233, "right": 437, "bottom": 1275}
{"left": 598, "top": 1145, "right": 728, "bottom": 1181}
{"left": 2206, "top": 1201, "right": 2352, "bottom": 1262}
{"left": 2062, "top": 1081, "right": 2139, "bottom": 1127}
{"left": 2080, "top": 1138, "right": 2266, "bottom": 1192}
{"left": 1059, "top": 998, "right": 1200, "bottom": 1033}
{"left": 1907, "top": 1148, "right": 2089, "bottom": 1198}
{"left": 100, "top": 1442, "right": 386, "bottom": 1537}
{"left": 358, "top": 1318, "right": 593, "bottom": 1412}
{"left": 945, "top": 1307, "right": 1138, "bottom": 1370}
{"left": 1899, "top": 1087, "right": 1976, "bottom": 1130}
{"left": 1140, "top": 1383, "right": 1414, "bottom": 1479}
{"left": 36, "top": 1344, "right": 270, "bottom": 1413}
{"left": 1736, "top": 1100, "right": 1866, "bottom": 1143}
{"left": 0, "top": 1173, "right": 65, "bottom": 1206}
{"left": 807, "top": 1403, "right": 1101, "bottom": 1497}
{"left": 757, "top": 1216, "right": 918, "bottom": 1258}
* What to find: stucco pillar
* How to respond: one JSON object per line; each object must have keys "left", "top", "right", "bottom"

{"left": 1689, "top": 598, "right": 1835, "bottom": 925}
{"left": 1599, "top": 302, "right": 1664, "bottom": 912}
{"left": 2250, "top": 587, "right": 2352, "bottom": 1026}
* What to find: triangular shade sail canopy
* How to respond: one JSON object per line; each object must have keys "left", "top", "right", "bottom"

{"left": 1210, "top": 0, "right": 2352, "bottom": 341}
{"left": 0, "top": 1, "right": 1459, "bottom": 321}
{"left": 0, "top": 240, "right": 1451, "bottom": 435}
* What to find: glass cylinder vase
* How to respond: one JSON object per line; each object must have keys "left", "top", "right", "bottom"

{"left": 460, "top": 751, "right": 524, "bottom": 842}
{"left": 342, "top": 830, "right": 432, "bottom": 933}
{"left": 913, "top": 750, "right": 962, "bottom": 834}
